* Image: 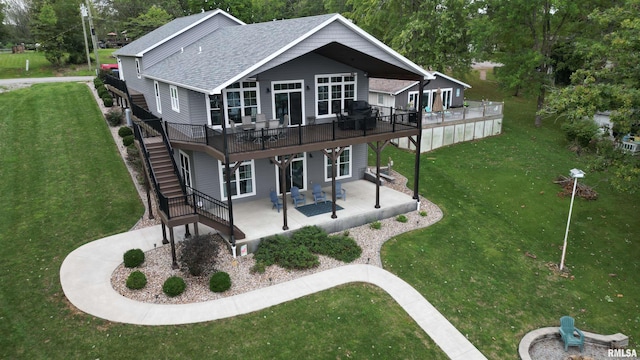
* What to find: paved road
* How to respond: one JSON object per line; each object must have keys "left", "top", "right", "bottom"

{"left": 0, "top": 76, "right": 94, "bottom": 86}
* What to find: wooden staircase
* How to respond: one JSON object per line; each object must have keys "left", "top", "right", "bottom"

{"left": 146, "top": 140, "right": 183, "bottom": 198}
{"left": 130, "top": 92, "right": 149, "bottom": 111}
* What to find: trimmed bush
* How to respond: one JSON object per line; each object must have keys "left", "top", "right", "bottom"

{"left": 290, "top": 225, "right": 327, "bottom": 253}
{"left": 209, "top": 272, "right": 231, "bottom": 292}
{"left": 278, "top": 245, "right": 319, "bottom": 270}
{"left": 253, "top": 234, "right": 290, "bottom": 267}
{"left": 370, "top": 221, "right": 382, "bottom": 230}
{"left": 180, "top": 235, "right": 220, "bottom": 276}
{"left": 126, "top": 271, "right": 147, "bottom": 290}
{"left": 118, "top": 126, "right": 133, "bottom": 138}
{"left": 122, "top": 135, "right": 134, "bottom": 147}
{"left": 123, "top": 248, "right": 144, "bottom": 268}
{"left": 102, "top": 94, "right": 113, "bottom": 107}
{"left": 163, "top": 276, "right": 186, "bottom": 297}
{"left": 322, "top": 234, "right": 362, "bottom": 263}
{"left": 106, "top": 109, "right": 123, "bottom": 126}
{"left": 419, "top": 210, "right": 428, "bottom": 217}
{"left": 253, "top": 234, "right": 319, "bottom": 270}
{"left": 93, "top": 77, "right": 104, "bottom": 88}
{"left": 396, "top": 214, "right": 408, "bottom": 223}
{"left": 97, "top": 86, "right": 109, "bottom": 98}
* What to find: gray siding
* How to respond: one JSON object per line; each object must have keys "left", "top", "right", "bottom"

{"left": 252, "top": 21, "right": 412, "bottom": 76}
{"left": 398, "top": 77, "right": 467, "bottom": 109}
{"left": 257, "top": 52, "right": 366, "bottom": 123}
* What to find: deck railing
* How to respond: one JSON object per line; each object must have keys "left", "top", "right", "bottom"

{"left": 165, "top": 112, "right": 419, "bottom": 155}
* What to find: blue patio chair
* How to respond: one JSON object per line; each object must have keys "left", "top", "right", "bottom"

{"left": 335, "top": 181, "right": 346, "bottom": 201}
{"left": 269, "top": 190, "right": 282, "bottom": 212}
{"left": 290, "top": 186, "right": 306, "bottom": 207}
{"left": 559, "top": 316, "right": 584, "bottom": 352}
{"left": 312, "top": 184, "right": 326, "bottom": 204}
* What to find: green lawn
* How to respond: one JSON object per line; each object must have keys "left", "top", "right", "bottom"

{"left": 0, "top": 49, "right": 116, "bottom": 78}
{"left": 0, "top": 83, "right": 444, "bottom": 359}
{"left": 377, "top": 73, "right": 640, "bottom": 358}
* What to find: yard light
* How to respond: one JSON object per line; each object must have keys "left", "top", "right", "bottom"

{"left": 559, "top": 168, "right": 585, "bottom": 271}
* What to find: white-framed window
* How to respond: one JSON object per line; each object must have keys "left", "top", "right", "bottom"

{"left": 218, "top": 160, "right": 256, "bottom": 200}
{"left": 179, "top": 150, "right": 192, "bottom": 188}
{"left": 153, "top": 81, "right": 162, "bottom": 114}
{"left": 324, "top": 146, "right": 352, "bottom": 181}
{"left": 224, "top": 81, "right": 259, "bottom": 124}
{"left": 170, "top": 85, "right": 180, "bottom": 112}
{"left": 272, "top": 80, "right": 304, "bottom": 125}
{"left": 377, "top": 93, "right": 384, "bottom": 105}
{"left": 315, "top": 74, "right": 356, "bottom": 117}
{"left": 408, "top": 91, "right": 419, "bottom": 110}
{"left": 135, "top": 58, "right": 141, "bottom": 79}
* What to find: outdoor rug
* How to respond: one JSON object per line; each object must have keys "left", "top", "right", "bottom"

{"left": 295, "top": 201, "right": 343, "bottom": 217}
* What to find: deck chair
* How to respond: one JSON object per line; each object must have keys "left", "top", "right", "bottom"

{"left": 253, "top": 120, "right": 266, "bottom": 144}
{"left": 267, "top": 119, "right": 280, "bottom": 141}
{"left": 559, "top": 316, "right": 584, "bottom": 352}
{"left": 230, "top": 121, "right": 244, "bottom": 142}
{"left": 335, "top": 181, "right": 346, "bottom": 201}
{"left": 241, "top": 115, "right": 253, "bottom": 127}
{"left": 290, "top": 186, "right": 306, "bottom": 207}
{"left": 312, "top": 184, "right": 327, "bottom": 204}
{"left": 256, "top": 113, "right": 267, "bottom": 123}
{"left": 269, "top": 190, "right": 282, "bottom": 212}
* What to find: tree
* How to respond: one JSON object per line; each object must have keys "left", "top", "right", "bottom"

{"left": 32, "top": 2, "right": 64, "bottom": 65}
{"left": 340, "top": 0, "right": 479, "bottom": 75}
{"left": 544, "top": 0, "right": 640, "bottom": 193}
{"left": 478, "top": 0, "right": 606, "bottom": 126}
{"left": 123, "top": 5, "right": 173, "bottom": 40}
{"left": 2, "top": 0, "right": 33, "bottom": 44}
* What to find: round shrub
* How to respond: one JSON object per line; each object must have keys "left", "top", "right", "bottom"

{"left": 102, "top": 95, "right": 113, "bottom": 107}
{"left": 123, "top": 248, "right": 144, "bottom": 268}
{"left": 97, "top": 86, "right": 109, "bottom": 98}
{"left": 126, "top": 271, "right": 147, "bottom": 290}
{"left": 209, "top": 272, "right": 231, "bottom": 292}
{"left": 396, "top": 214, "right": 408, "bottom": 223}
{"left": 122, "top": 135, "right": 134, "bottom": 147}
{"left": 118, "top": 126, "right": 133, "bottom": 138}
{"left": 93, "top": 78, "right": 104, "bottom": 89}
{"left": 163, "top": 276, "right": 186, "bottom": 297}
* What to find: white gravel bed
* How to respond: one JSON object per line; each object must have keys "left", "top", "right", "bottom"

{"left": 110, "top": 172, "right": 443, "bottom": 305}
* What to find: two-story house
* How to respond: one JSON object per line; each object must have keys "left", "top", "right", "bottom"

{"left": 109, "top": 9, "right": 432, "bottom": 257}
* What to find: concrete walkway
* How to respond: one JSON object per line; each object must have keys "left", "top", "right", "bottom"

{"left": 0, "top": 76, "right": 94, "bottom": 86}
{"left": 60, "top": 225, "right": 487, "bottom": 360}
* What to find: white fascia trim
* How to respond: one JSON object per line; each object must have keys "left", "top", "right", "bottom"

{"left": 143, "top": 74, "right": 211, "bottom": 95}
{"left": 394, "top": 81, "right": 420, "bottom": 95}
{"left": 135, "top": 10, "right": 245, "bottom": 57}
{"left": 430, "top": 71, "right": 472, "bottom": 89}
{"left": 335, "top": 15, "right": 435, "bottom": 81}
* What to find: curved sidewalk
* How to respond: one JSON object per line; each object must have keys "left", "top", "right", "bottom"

{"left": 60, "top": 225, "right": 487, "bottom": 360}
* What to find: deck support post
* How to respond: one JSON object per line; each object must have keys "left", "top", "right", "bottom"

{"left": 184, "top": 224, "right": 191, "bottom": 238}
{"left": 367, "top": 141, "right": 390, "bottom": 209}
{"left": 322, "top": 147, "right": 346, "bottom": 218}
{"left": 270, "top": 155, "right": 295, "bottom": 230}
{"left": 161, "top": 222, "right": 168, "bottom": 244}
{"left": 169, "top": 227, "right": 178, "bottom": 269}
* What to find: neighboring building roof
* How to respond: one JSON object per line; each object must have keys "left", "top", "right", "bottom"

{"left": 118, "top": 9, "right": 434, "bottom": 94}
{"left": 369, "top": 71, "right": 471, "bottom": 95}
{"left": 114, "top": 9, "right": 244, "bottom": 57}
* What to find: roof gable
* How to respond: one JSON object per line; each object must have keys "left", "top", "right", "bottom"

{"left": 114, "top": 9, "right": 244, "bottom": 57}
{"left": 130, "top": 10, "right": 434, "bottom": 94}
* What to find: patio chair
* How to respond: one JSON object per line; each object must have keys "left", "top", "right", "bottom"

{"left": 230, "top": 121, "right": 244, "bottom": 142}
{"left": 290, "top": 186, "right": 306, "bottom": 207}
{"left": 256, "top": 113, "right": 267, "bottom": 123}
{"left": 312, "top": 184, "right": 327, "bottom": 204}
{"left": 267, "top": 119, "right": 280, "bottom": 141}
{"left": 335, "top": 181, "right": 346, "bottom": 201}
{"left": 269, "top": 190, "right": 283, "bottom": 212}
{"left": 241, "top": 115, "right": 253, "bottom": 128}
{"left": 253, "top": 120, "right": 266, "bottom": 143}
{"left": 559, "top": 316, "right": 585, "bottom": 352}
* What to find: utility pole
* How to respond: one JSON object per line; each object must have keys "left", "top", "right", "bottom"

{"left": 85, "top": 0, "right": 100, "bottom": 73}
{"left": 80, "top": 4, "right": 92, "bottom": 70}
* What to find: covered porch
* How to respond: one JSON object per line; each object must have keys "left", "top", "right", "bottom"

{"left": 222, "top": 180, "right": 417, "bottom": 253}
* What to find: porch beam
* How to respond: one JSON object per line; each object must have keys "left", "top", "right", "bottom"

{"left": 321, "top": 147, "right": 346, "bottom": 219}
{"left": 270, "top": 155, "right": 296, "bottom": 230}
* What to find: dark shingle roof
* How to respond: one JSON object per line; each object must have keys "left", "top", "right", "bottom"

{"left": 143, "top": 14, "right": 336, "bottom": 93}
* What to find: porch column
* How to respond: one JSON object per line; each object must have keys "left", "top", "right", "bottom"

{"left": 169, "top": 226, "right": 178, "bottom": 269}
{"left": 221, "top": 93, "right": 237, "bottom": 257}
{"left": 413, "top": 79, "right": 426, "bottom": 201}
{"left": 145, "top": 178, "right": 154, "bottom": 220}
{"left": 184, "top": 224, "right": 191, "bottom": 238}
{"left": 367, "top": 141, "right": 390, "bottom": 209}
{"left": 161, "top": 222, "right": 168, "bottom": 244}
{"left": 271, "top": 156, "right": 295, "bottom": 230}
{"left": 322, "top": 147, "right": 346, "bottom": 218}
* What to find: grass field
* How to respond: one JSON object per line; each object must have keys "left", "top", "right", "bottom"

{"left": 376, "top": 71, "right": 640, "bottom": 358}
{"left": 0, "top": 49, "right": 116, "bottom": 78}
{"left": 0, "top": 62, "right": 637, "bottom": 358}
{"left": 0, "top": 83, "right": 444, "bottom": 359}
